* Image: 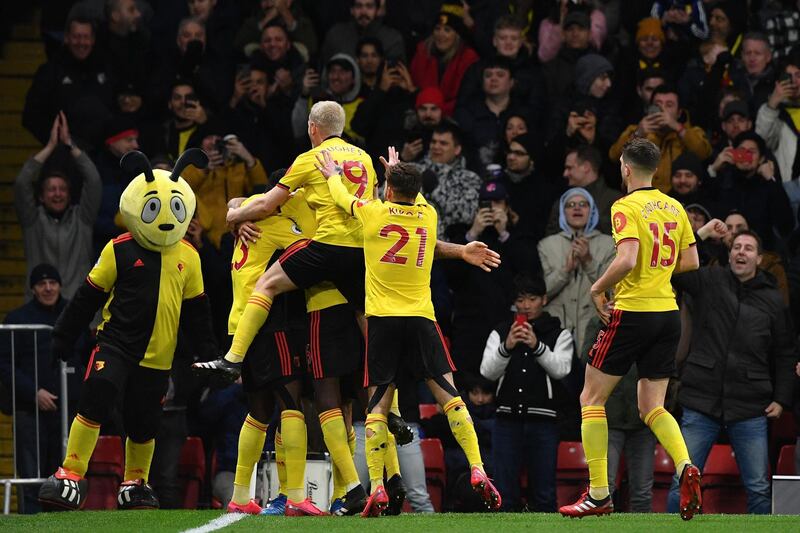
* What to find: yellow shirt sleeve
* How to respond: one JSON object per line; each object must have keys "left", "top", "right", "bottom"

{"left": 87, "top": 240, "right": 117, "bottom": 291}
{"left": 182, "top": 243, "right": 205, "bottom": 299}
{"left": 278, "top": 150, "right": 315, "bottom": 192}
{"left": 611, "top": 201, "right": 638, "bottom": 245}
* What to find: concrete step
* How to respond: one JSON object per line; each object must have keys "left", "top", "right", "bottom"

{"left": 2, "top": 41, "right": 45, "bottom": 62}
{"left": 0, "top": 184, "right": 13, "bottom": 203}
{"left": 0, "top": 259, "right": 26, "bottom": 276}
{"left": 10, "top": 24, "right": 40, "bottom": 41}
{"left": 0, "top": 59, "right": 39, "bottom": 77}
{"left": 0, "top": 148, "right": 35, "bottom": 169}
{"left": 0, "top": 240, "right": 25, "bottom": 258}
{"left": 0, "top": 295, "right": 24, "bottom": 313}
{"left": 0, "top": 276, "right": 26, "bottom": 295}
{"left": 0, "top": 78, "right": 32, "bottom": 113}
{"left": 0, "top": 223, "right": 22, "bottom": 240}
{"left": 0, "top": 127, "right": 38, "bottom": 147}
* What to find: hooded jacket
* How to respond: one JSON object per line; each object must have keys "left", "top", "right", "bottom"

{"left": 673, "top": 266, "right": 796, "bottom": 422}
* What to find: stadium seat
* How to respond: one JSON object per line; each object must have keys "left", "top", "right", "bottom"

{"left": 179, "top": 437, "right": 206, "bottom": 509}
{"left": 556, "top": 441, "right": 588, "bottom": 508}
{"left": 419, "top": 403, "right": 439, "bottom": 420}
{"left": 85, "top": 435, "right": 124, "bottom": 510}
{"left": 651, "top": 444, "right": 675, "bottom": 512}
{"left": 769, "top": 411, "right": 797, "bottom": 466}
{"left": 420, "top": 438, "right": 445, "bottom": 512}
{"left": 702, "top": 444, "right": 747, "bottom": 514}
{"left": 776, "top": 445, "right": 796, "bottom": 475}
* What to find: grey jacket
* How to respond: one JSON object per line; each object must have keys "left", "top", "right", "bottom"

{"left": 14, "top": 153, "right": 101, "bottom": 299}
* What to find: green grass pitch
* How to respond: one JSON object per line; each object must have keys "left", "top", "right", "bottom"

{"left": 1, "top": 511, "right": 798, "bottom": 532}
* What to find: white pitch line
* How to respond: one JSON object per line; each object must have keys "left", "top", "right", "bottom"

{"left": 180, "top": 512, "right": 249, "bottom": 533}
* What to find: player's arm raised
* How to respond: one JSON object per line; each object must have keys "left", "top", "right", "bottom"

{"left": 590, "top": 239, "right": 639, "bottom": 324}
{"left": 226, "top": 184, "right": 290, "bottom": 225}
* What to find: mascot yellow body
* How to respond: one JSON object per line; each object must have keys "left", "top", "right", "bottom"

{"left": 39, "top": 150, "right": 216, "bottom": 511}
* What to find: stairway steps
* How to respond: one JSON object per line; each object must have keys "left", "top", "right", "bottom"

{"left": 2, "top": 42, "right": 45, "bottom": 62}
{"left": 0, "top": 127, "right": 37, "bottom": 147}
{"left": 0, "top": 148, "right": 35, "bottom": 169}
{"left": 0, "top": 260, "right": 26, "bottom": 276}
{"left": 0, "top": 240, "right": 25, "bottom": 258}
{"left": 0, "top": 276, "right": 26, "bottom": 295}
{"left": 0, "top": 224, "right": 23, "bottom": 240}
{"left": 0, "top": 60, "right": 39, "bottom": 77}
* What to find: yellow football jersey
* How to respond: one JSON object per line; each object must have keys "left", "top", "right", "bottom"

{"left": 352, "top": 197, "right": 438, "bottom": 321}
{"left": 610, "top": 187, "right": 696, "bottom": 312}
{"left": 278, "top": 137, "right": 377, "bottom": 248}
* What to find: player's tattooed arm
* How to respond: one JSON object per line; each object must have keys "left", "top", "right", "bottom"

{"left": 226, "top": 185, "right": 290, "bottom": 225}
{"left": 434, "top": 240, "right": 501, "bottom": 272}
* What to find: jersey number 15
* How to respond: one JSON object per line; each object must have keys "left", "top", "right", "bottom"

{"left": 649, "top": 221, "right": 677, "bottom": 268}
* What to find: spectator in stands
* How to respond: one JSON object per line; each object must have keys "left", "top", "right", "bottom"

{"left": 760, "top": 0, "right": 800, "bottom": 61}
{"left": 668, "top": 230, "right": 796, "bottom": 514}
{"left": 707, "top": 1, "right": 746, "bottom": 53}
{"left": 181, "top": 131, "right": 267, "bottom": 249}
{"left": 678, "top": 38, "right": 736, "bottom": 131}
{"left": 652, "top": 0, "right": 709, "bottom": 41}
{"left": 480, "top": 274, "right": 573, "bottom": 512}
{"left": 756, "top": 52, "right": 800, "bottom": 212}
{"left": 667, "top": 152, "right": 707, "bottom": 206}
{"left": 412, "top": 122, "right": 481, "bottom": 240}
{"left": 186, "top": 0, "right": 238, "bottom": 60}
{"left": 537, "top": 188, "right": 615, "bottom": 353}
{"left": 0, "top": 264, "right": 84, "bottom": 514}
{"left": 541, "top": 10, "right": 593, "bottom": 104}
{"left": 448, "top": 181, "right": 542, "bottom": 378}
{"left": 140, "top": 80, "right": 207, "bottom": 161}
{"left": 410, "top": 3, "right": 478, "bottom": 116}
{"left": 714, "top": 99, "right": 754, "bottom": 155}
{"left": 355, "top": 37, "right": 384, "bottom": 97}
{"left": 610, "top": 84, "right": 711, "bottom": 192}
{"left": 249, "top": 23, "right": 307, "bottom": 100}
{"left": 14, "top": 113, "right": 101, "bottom": 299}
{"left": 292, "top": 54, "right": 364, "bottom": 145}
{"left": 23, "top": 13, "right": 113, "bottom": 150}
{"left": 234, "top": 0, "right": 317, "bottom": 59}
{"left": 225, "top": 63, "right": 295, "bottom": 171}
{"left": 351, "top": 58, "right": 418, "bottom": 170}
{"left": 320, "top": 0, "right": 404, "bottom": 65}
{"left": 501, "top": 113, "right": 528, "bottom": 155}
{"left": 735, "top": 33, "right": 777, "bottom": 113}
{"left": 621, "top": 68, "right": 667, "bottom": 128}
{"left": 497, "top": 133, "right": 554, "bottom": 242}
{"left": 706, "top": 131, "right": 794, "bottom": 251}
{"left": 399, "top": 87, "right": 445, "bottom": 164}
{"left": 455, "top": 57, "right": 529, "bottom": 171}
{"left": 92, "top": 115, "right": 140, "bottom": 255}
{"left": 537, "top": 2, "right": 606, "bottom": 64}
{"left": 97, "top": 0, "right": 151, "bottom": 94}
{"left": 549, "top": 145, "right": 621, "bottom": 236}
{"left": 457, "top": 15, "right": 547, "bottom": 128}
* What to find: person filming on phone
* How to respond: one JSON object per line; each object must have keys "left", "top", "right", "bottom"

{"left": 480, "top": 274, "right": 573, "bottom": 512}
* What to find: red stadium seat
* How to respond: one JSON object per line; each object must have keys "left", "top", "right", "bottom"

{"left": 556, "top": 441, "right": 588, "bottom": 508}
{"left": 651, "top": 444, "right": 675, "bottom": 512}
{"left": 702, "top": 444, "right": 747, "bottom": 514}
{"left": 776, "top": 445, "right": 796, "bottom": 475}
{"left": 420, "top": 438, "right": 445, "bottom": 512}
{"left": 419, "top": 404, "right": 439, "bottom": 420}
{"left": 179, "top": 437, "right": 206, "bottom": 509}
{"left": 85, "top": 435, "right": 124, "bottom": 510}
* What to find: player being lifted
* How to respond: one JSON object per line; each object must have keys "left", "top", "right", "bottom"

{"left": 559, "top": 138, "right": 702, "bottom": 520}
{"left": 315, "top": 147, "right": 502, "bottom": 516}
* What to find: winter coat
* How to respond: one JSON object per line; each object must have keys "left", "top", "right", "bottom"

{"left": 756, "top": 102, "right": 799, "bottom": 185}
{"left": 320, "top": 18, "right": 405, "bottom": 65}
{"left": 14, "top": 154, "right": 102, "bottom": 299}
{"left": 538, "top": 229, "right": 615, "bottom": 352}
{"left": 412, "top": 155, "right": 481, "bottom": 239}
{"left": 410, "top": 40, "right": 479, "bottom": 117}
{"left": 672, "top": 266, "right": 797, "bottom": 422}
{"left": 481, "top": 312, "right": 573, "bottom": 420}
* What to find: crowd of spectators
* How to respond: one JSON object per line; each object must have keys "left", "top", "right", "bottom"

{"left": 2, "top": 0, "right": 800, "bottom": 515}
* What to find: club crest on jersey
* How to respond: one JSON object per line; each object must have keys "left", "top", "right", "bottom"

{"left": 613, "top": 212, "right": 627, "bottom": 232}
{"left": 177, "top": 262, "right": 184, "bottom": 272}
{"left": 292, "top": 224, "right": 302, "bottom": 235}
{"left": 95, "top": 360, "right": 105, "bottom": 371}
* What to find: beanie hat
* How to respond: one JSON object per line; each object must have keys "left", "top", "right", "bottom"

{"left": 563, "top": 10, "right": 590, "bottom": 30}
{"left": 29, "top": 263, "right": 61, "bottom": 288}
{"left": 636, "top": 17, "right": 665, "bottom": 43}
{"left": 574, "top": 53, "right": 614, "bottom": 96}
{"left": 509, "top": 133, "right": 538, "bottom": 159}
{"left": 415, "top": 86, "right": 445, "bottom": 109}
{"left": 103, "top": 115, "right": 139, "bottom": 145}
{"left": 436, "top": 2, "right": 469, "bottom": 39}
{"left": 671, "top": 152, "right": 704, "bottom": 181}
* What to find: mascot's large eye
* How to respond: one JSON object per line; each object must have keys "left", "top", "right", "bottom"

{"left": 141, "top": 197, "right": 161, "bottom": 223}
{"left": 170, "top": 196, "right": 186, "bottom": 223}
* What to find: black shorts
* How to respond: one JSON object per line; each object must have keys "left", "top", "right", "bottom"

{"left": 278, "top": 239, "right": 366, "bottom": 312}
{"left": 588, "top": 309, "right": 680, "bottom": 379}
{"left": 365, "top": 316, "right": 456, "bottom": 387}
{"left": 242, "top": 326, "right": 306, "bottom": 393}
{"left": 307, "top": 304, "right": 362, "bottom": 379}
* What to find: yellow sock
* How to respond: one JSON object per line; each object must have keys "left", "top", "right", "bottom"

{"left": 390, "top": 390, "right": 401, "bottom": 417}
{"left": 444, "top": 397, "right": 483, "bottom": 470}
{"left": 274, "top": 430, "right": 287, "bottom": 494}
{"left": 62, "top": 414, "right": 100, "bottom": 477}
{"left": 582, "top": 406, "right": 609, "bottom": 499}
{"left": 319, "top": 408, "right": 360, "bottom": 492}
{"left": 232, "top": 415, "right": 267, "bottom": 505}
{"left": 123, "top": 438, "right": 155, "bottom": 482}
{"left": 384, "top": 432, "right": 400, "bottom": 478}
{"left": 365, "top": 413, "right": 388, "bottom": 493}
{"left": 331, "top": 463, "right": 346, "bottom": 501}
{"left": 227, "top": 292, "right": 272, "bottom": 363}
{"left": 281, "top": 410, "right": 307, "bottom": 502}
{"left": 645, "top": 406, "right": 691, "bottom": 473}
{"left": 347, "top": 426, "right": 356, "bottom": 456}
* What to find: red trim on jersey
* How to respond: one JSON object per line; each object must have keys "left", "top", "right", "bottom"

{"left": 278, "top": 239, "right": 311, "bottom": 264}
{"left": 180, "top": 239, "right": 198, "bottom": 252}
{"left": 615, "top": 237, "right": 639, "bottom": 247}
{"left": 434, "top": 322, "right": 456, "bottom": 371}
{"left": 276, "top": 182, "right": 290, "bottom": 191}
{"left": 85, "top": 276, "right": 105, "bottom": 292}
{"left": 113, "top": 232, "right": 133, "bottom": 244}
{"left": 309, "top": 311, "right": 322, "bottom": 379}
{"left": 591, "top": 309, "right": 622, "bottom": 370}
{"left": 84, "top": 345, "right": 100, "bottom": 381}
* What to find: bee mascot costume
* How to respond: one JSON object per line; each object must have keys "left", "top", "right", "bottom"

{"left": 39, "top": 149, "right": 217, "bottom": 511}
